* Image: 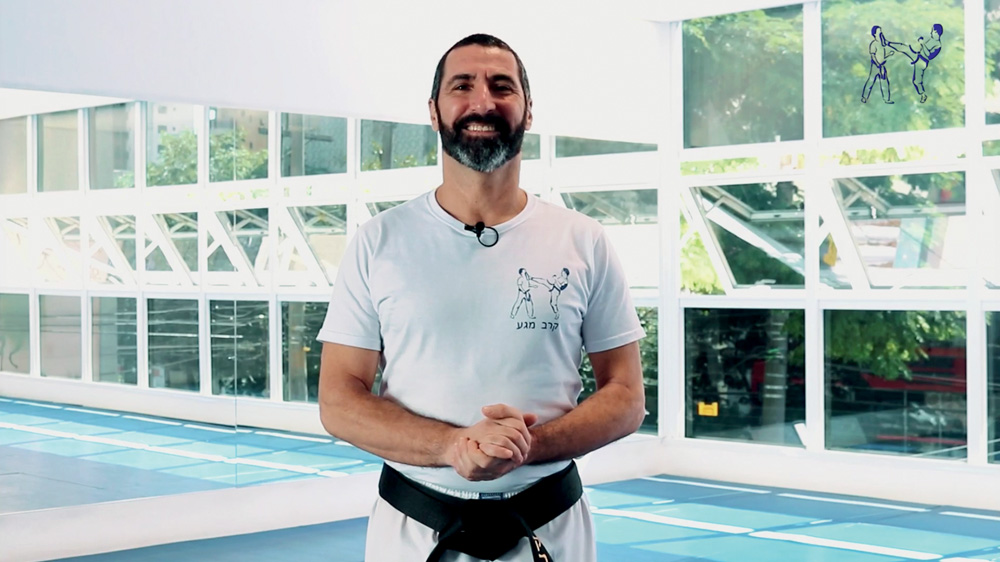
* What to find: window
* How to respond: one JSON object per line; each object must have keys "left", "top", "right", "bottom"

{"left": 989, "top": 311, "right": 1000, "bottom": 464}
{"left": 0, "top": 117, "right": 27, "bottom": 195}
{"left": 0, "top": 293, "right": 30, "bottom": 374}
{"left": 555, "top": 137, "right": 656, "bottom": 158}
{"left": 210, "top": 300, "right": 269, "bottom": 397}
{"left": 38, "top": 111, "right": 79, "bottom": 192}
{"left": 88, "top": 215, "right": 136, "bottom": 285}
{"left": 40, "top": 295, "right": 82, "bottom": 379}
{"left": 685, "top": 308, "right": 806, "bottom": 446}
{"left": 282, "top": 301, "right": 327, "bottom": 403}
{"left": 92, "top": 297, "right": 137, "bottom": 384}
{"left": 146, "top": 103, "right": 199, "bottom": 187}
{"left": 281, "top": 113, "right": 347, "bottom": 176}
{"left": 147, "top": 298, "right": 199, "bottom": 391}
{"left": 88, "top": 103, "right": 135, "bottom": 189}
{"left": 360, "top": 120, "right": 437, "bottom": 170}
{"left": 825, "top": 309, "right": 966, "bottom": 458}
{"left": 522, "top": 133, "right": 541, "bottom": 160}
{"left": 207, "top": 209, "right": 268, "bottom": 287}
{"left": 209, "top": 107, "right": 268, "bottom": 182}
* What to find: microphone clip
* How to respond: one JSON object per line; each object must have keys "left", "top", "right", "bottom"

{"left": 464, "top": 221, "right": 499, "bottom": 247}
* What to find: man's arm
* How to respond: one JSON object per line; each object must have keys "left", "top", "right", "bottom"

{"left": 521, "top": 341, "right": 645, "bottom": 465}
{"left": 318, "top": 342, "right": 534, "bottom": 476}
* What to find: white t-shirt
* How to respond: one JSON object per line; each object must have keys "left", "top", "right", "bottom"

{"left": 317, "top": 188, "right": 645, "bottom": 493}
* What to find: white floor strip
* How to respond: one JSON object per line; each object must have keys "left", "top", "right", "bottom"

{"left": 749, "top": 531, "right": 940, "bottom": 560}
{"left": 777, "top": 493, "right": 929, "bottom": 512}
{"left": 653, "top": 500, "right": 675, "bottom": 505}
{"left": 0, "top": 397, "right": 12, "bottom": 402}
{"left": 255, "top": 431, "right": 331, "bottom": 443}
{"left": 64, "top": 407, "right": 119, "bottom": 417}
{"left": 335, "top": 440, "right": 353, "bottom": 446}
{"left": 123, "top": 415, "right": 182, "bottom": 426}
{"left": 226, "top": 457, "right": 320, "bottom": 474}
{"left": 13, "top": 400, "right": 62, "bottom": 409}
{"left": 592, "top": 508, "right": 755, "bottom": 534}
{"left": 640, "top": 477, "right": 770, "bottom": 494}
{"left": 940, "top": 511, "right": 1000, "bottom": 522}
{"left": 941, "top": 558, "right": 994, "bottom": 561}
{"left": 146, "top": 446, "right": 228, "bottom": 462}
{"left": 183, "top": 424, "right": 237, "bottom": 434}
{"left": 318, "top": 470, "right": 349, "bottom": 478}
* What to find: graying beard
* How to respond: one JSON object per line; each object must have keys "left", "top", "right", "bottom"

{"left": 451, "top": 144, "right": 513, "bottom": 173}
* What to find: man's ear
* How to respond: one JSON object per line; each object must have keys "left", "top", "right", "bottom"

{"left": 525, "top": 99, "right": 533, "bottom": 132}
{"left": 428, "top": 99, "right": 439, "bottom": 132}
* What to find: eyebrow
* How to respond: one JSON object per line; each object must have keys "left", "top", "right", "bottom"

{"left": 446, "top": 73, "right": 519, "bottom": 88}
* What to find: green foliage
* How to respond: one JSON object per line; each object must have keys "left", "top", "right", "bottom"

{"left": 680, "top": 216, "right": 724, "bottom": 294}
{"left": 147, "top": 130, "right": 198, "bottom": 186}
{"left": 361, "top": 141, "right": 438, "bottom": 171}
{"left": 209, "top": 128, "right": 268, "bottom": 182}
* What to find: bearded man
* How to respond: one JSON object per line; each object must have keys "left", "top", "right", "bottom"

{"left": 317, "top": 34, "right": 646, "bottom": 562}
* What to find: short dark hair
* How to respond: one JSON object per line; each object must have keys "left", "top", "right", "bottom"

{"left": 933, "top": 23, "right": 944, "bottom": 37}
{"left": 871, "top": 25, "right": 880, "bottom": 37}
{"left": 430, "top": 34, "right": 531, "bottom": 103}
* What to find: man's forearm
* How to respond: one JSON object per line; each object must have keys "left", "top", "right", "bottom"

{"left": 524, "top": 381, "right": 645, "bottom": 465}
{"left": 319, "top": 378, "right": 458, "bottom": 467}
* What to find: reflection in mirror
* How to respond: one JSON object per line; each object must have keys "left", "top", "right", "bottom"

{"left": 688, "top": 183, "right": 805, "bottom": 288}
{"left": 211, "top": 300, "right": 270, "bottom": 397}
{"left": 685, "top": 308, "right": 805, "bottom": 446}
{"left": 147, "top": 298, "right": 199, "bottom": 392}
{"left": 282, "top": 301, "right": 327, "bottom": 403}
{"left": 825, "top": 309, "right": 966, "bottom": 458}
{"left": 830, "top": 172, "right": 967, "bottom": 288}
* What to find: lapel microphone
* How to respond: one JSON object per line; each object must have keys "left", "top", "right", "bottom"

{"left": 464, "top": 221, "right": 499, "bottom": 247}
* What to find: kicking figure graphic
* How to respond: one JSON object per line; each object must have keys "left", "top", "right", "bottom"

{"left": 535, "top": 268, "right": 570, "bottom": 319}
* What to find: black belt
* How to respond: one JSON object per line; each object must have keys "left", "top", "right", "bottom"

{"left": 378, "top": 462, "right": 582, "bottom": 561}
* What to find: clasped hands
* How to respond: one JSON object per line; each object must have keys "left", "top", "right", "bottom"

{"left": 445, "top": 404, "right": 538, "bottom": 482}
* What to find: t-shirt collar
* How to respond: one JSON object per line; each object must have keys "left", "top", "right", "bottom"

{"left": 426, "top": 187, "right": 537, "bottom": 236}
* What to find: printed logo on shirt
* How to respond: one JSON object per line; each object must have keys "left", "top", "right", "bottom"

{"left": 510, "top": 267, "right": 569, "bottom": 331}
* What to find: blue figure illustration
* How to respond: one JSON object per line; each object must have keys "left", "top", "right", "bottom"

{"left": 535, "top": 268, "right": 569, "bottom": 320}
{"left": 510, "top": 268, "right": 539, "bottom": 319}
{"left": 888, "top": 24, "right": 943, "bottom": 104}
{"left": 862, "top": 25, "right": 896, "bottom": 104}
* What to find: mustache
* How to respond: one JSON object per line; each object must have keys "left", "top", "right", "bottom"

{"left": 454, "top": 113, "right": 510, "bottom": 135}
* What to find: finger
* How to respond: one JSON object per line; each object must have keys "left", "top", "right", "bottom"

{"left": 481, "top": 424, "right": 529, "bottom": 457}
{"left": 467, "top": 439, "right": 495, "bottom": 470}
{"left": 478, "top": 442, "right": 516, "bottom": 461}
{"left": 479, "top": 434, "right": 524, "bottom": 463}
{"left": 522, "top": 413, "right": 538, "bottom": 427}
{"left": 481, "top": 404, "right": 520, "bottom": 420}
{"left": 488, "top": 417, "right": 532, "bottom": 452}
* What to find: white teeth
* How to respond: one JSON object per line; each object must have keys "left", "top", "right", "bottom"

{"left": 467, "top": 125, "right": 495, "bottom": 132}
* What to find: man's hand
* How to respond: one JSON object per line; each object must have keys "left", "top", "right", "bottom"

{"left": 446, "top": 404, "right": 538, "bottom": 481}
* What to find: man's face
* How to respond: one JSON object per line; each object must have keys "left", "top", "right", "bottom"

{"left": 931, "top": 28, "right": 940, "bottom": 40}
{"left": 429, "top": 45, "right": 532, "bottom": 173}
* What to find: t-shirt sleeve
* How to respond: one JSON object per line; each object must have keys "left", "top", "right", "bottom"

{"left": 581, "top": 229, "right": 646, "bottom": 353}
{"left": 316, "top": 230, "right": 383, "bottom": 351}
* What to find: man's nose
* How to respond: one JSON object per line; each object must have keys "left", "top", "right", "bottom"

{"left": 469, "top": 84, "right": 497, "bottom": 114}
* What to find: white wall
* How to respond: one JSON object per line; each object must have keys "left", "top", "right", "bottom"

{"left": 0, "top": 0, "right": 663, "bottom": 143}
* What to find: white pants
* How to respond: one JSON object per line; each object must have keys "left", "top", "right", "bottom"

{"left": 363, "top": 494, "right": 597, "bottom": 562}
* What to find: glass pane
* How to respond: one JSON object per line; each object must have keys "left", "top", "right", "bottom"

{"left": 209, "top": 107, "right": 268, "bottom": 182}
{"left": 146, "top": 103, "right": 199, "bottom": 187}
{"left": 554, "top": 137, "right": 656, "bottom": 158}
{"left": 282, "top": 301, "right": 327, "bottom": 402}
{"left": 89, "top": 215, "right": 136, "bottom": 285}
{"left": 987, "top": 0, "right": 1000, "bottom": 124}
{"left": 40, "top": 295, "right": 81, "bottom": 379}
{"left": 561, "top": 189, "right": 658, "bottom": 289}
{"left": 278, "top": 205, "right": 347, "bottom": 287}
{"left": 144, "top": 212, "right": 198, "bottom": 285}
{"left": 824, "top": 1, "right": 963, "bottom": 136}
{"left": 38, "top": 110, "right": 79, "bottom": 192}
{"left": 88, "top": 103, "right": 135, "bottom": 190}
{"left": 522, "top": 133, "right": 541, "bottom": 160}
{"left": 0, "top": 218, "right": 30, "bottom": 287}
{"left": 210, "top": 300, "right": 269, "bottom": 397}
{"left": 360, "top": 120, "right": 437, "bottom": 170}
{"left": 690, "top": 182, "right": 805, "bottom": 288}
{"left": 685, "top": 308, "right": 806, "bottom": 446}
{"left": 281, "top": 113, "right": 347, "bottom": 176}
{"left": 580, "top": 306, "right": 658, "bottom": 433}
{"left": 207, "top": 209, "right": 268, "bottom": 287}
{"left": 0, "top": 293, "right": 30, "bottom": 374}
{"left": 830, "top": 172, "right": 966, "bottom": 289}
{"left": 92, "top": 297, "right": 137, "bottom": 384}
{"left": 147, "top": 298, "right": 199, "bottom": 391}
{"left": 989, "top": 312, "right": 1000, "bottom": 463}
{"left": 826, "top": 310, "right": 966, "bottom": 458}
{"left": 365, "top": 200, "right": 405, "bottom": 216}
{"left": 682, "top": 155, "right": 805, "bottom": 176}
{"left": 0, "top": 116, "right": 27, "bottom": 194}
{"left": 38, "top": 217, "right": 82, "bottom": 285}
{"left": 987, "top": 169, "right": 1000, "bottom": 288}
{"left": 680, "top": 213, "right": 724, "bottom": 295}
{"left": 683, "top": 5, "right": 803, "bottom": 148}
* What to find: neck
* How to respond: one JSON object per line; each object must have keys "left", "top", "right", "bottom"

{"left": 435, "top": 154, "right": 526, "bottom": 226}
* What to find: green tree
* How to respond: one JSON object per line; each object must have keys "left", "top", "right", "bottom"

{"left": 145, "top": 128, "right": 268, "bottom": 186}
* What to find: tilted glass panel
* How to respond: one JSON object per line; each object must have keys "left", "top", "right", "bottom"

{"left": 683, "top": 5, "right": 804, "bottom": 148}
{"left": 832, "top": 172, "right": 967, "bottom": 288}
{"left": 281, "top": 113, "right": 347, "bottom": 176}
{"left": 580, "top": 306, "right": 658, "bottom": 433}
{"left": 360, "top": 120, "right": 437, "bottom": 170}
{"left": 988, "top": 312, "right": 1000, "bottom": 464}
{"left": 561, "top": 189, "right": 659, "bottom": 289}
{"left": 0, "top": 117, "right": 27, "bottom": 194}
{"left": 144, "top": 212, "right": 198, "bottom": 285}
{"left": 89, "top": 215, "right": 136, "bottom": 285}
{"left": 825, "top": 309, "right": 966, "bottom": 459}
{"left": 40, "top": 295, "right": 82, "bottom": 379}
{"left": 209, "top": 107, "right": 269, "bottom": 182}
{"left": 0, "top": 293, "right": 30, "bottom": 374}
{"left": 146, "top": 103, "right": 199, "bottom": 187}
{"left": 0, "top": 218, "right": 30, "bottom": 287}
{"left": 278, "top": 205, "right": 347, "bottom": 287}
{"left": 92, "top": 297, "right": 137, "bottom": 385}
{"left": 210, "top": 300, "right": 269, "bottom": 397}
{"left": 522, "top": 133, "right": 541, "bottom": 160}
{"left": 282, "top": 301, "right": 328, "bottom": 403}
{"left": 208, "top": 209, "right": 269, "bottom": 287}
{"left": 691, "top": 182, "right": 805, "bottom": 288}
{"left": 823, "top": 1, "right": 963, "bottom": 136}
{"left": 554, "top": 137, "right": 656, "bottom": 158}
{"left": 685, "top": 308, "right": 806, "bottom": 446}
{"left": 680, "top": 213, "right": 724, "bottom": 295}
{"left": 147, "top": 298, "right": 199, "bottom": 391}
{"left": 38, "top": 110, "right": 79, "bottom": 192}
{"left": 38, "top": 217, "right": 82, "bottom": 285}
{"left": 89, "top": 103, "right": 135, "bottom": 190}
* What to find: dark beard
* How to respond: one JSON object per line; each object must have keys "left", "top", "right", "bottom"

{"left": 437, "top": 107, "right": 525, "bottom": 173}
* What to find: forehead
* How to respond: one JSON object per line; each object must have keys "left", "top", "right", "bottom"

{"left": 442, "top": 45, "right": 520, "bottom": 82}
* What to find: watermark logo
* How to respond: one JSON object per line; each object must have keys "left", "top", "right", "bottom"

{"left": 862, "top": 23, "right": 944, "bottom": 105}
